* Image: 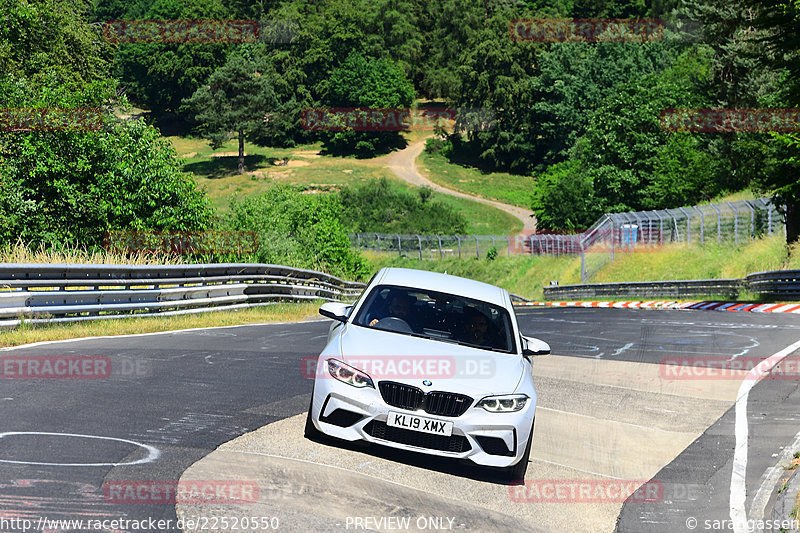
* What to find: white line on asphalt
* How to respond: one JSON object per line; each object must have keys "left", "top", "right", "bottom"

{"left": 729, "top": 339, "right": 800, "bottom": 533}
{"left": 0, "top": 431, "right": 160, "bottom": 466}
{"left": 611, "top": 343, "right": 634, "bottom": 357}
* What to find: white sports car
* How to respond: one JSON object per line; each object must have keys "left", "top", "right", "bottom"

{"left": 305, "top": 267, "right": 549, "bottom": 481}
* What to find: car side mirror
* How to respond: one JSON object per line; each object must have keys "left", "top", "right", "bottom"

{"left": 319, "top": 302, "right": 351, "bottom": 322}
{"left": 522, "top": 336, "right": 550, "bottom": 356}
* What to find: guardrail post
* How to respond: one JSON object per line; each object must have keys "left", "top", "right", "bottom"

{"left": 417, "top": 234, "right": 422, "bottom": 260}
{"left": 437, "top": 235, "right": 443, "bottom": 259}
{"left": 397, "top": 234, "right": 402, "bottom": 256}
{"left": 474, "top": 235, "right": 480, "bottom": 258}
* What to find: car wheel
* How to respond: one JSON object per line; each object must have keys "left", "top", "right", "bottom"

{"left": 304, "top": 386, "right": 323, "bottom": 440}
{"left": 506, "top": 417, "right": 534, "bottom": 484}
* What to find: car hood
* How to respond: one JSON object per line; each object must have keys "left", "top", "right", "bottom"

{"left": 326, "top": 323, "right": 525, "bottom": 396}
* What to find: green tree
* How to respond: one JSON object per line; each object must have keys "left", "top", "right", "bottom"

{"left": 320, "top": 52, "right": 415, "bottom": 157}
{"left": 184, "top": 54, "right": 279, "bottom": 174}
{"left": 0, "top": 82, "right": 212, "bottom": 246}
{"left": 98, "top": 0, "right": 233, "bottom": 115}
{"left": 743, "top": 0, "right": 800, "bottom": 242}
{"left": 1, "top": 0, "right": 110, "bottom": 88}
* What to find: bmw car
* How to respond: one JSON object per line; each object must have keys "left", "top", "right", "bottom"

{"left": 305, "top": 267, "right": 549, "bottom": 481}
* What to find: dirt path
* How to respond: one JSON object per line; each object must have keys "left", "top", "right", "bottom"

{"left": 383, "top": 137, "right": 537, "bottom": 233}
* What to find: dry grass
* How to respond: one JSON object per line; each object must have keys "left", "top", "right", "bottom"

{"left": 0, "top": 239, "right": 183, "bottom": 265}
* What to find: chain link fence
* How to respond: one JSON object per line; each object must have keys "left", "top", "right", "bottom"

{"left": 578, "top": 198, "right": 783, "bottom": 280}
{"left": 350, "top": 233, "right": 515, "bottom": 260}
{"left": 351, "top": 198, "right": 784, "bottom": 280}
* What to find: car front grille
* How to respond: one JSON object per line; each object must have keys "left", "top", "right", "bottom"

{"left": 363, "top": 420, "right": 471, "bottom": 453}
{"left": 378, "top": 381, "right": 425, "bottom": 411}
{"left": 378, "top": 381, "right": 473, "bottom": 417}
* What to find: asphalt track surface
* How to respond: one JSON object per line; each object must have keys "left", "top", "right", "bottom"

{"left": 0, "top": 308, "right": 799, "bottom": 532}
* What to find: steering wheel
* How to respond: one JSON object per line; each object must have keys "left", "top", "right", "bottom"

{"left": 374, "top": 317, "right": 414, "bottom": 334}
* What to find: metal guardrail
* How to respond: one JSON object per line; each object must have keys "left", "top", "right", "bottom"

{"left": 543, "top": 270, "right": 800, "bottom": 301}
{"left": 543, "top": 279, "right": 744, "bottom": 300}
{"left": 746, "top": 270, "right": 800, "bottom": 298}
{"left": 0, "top": 263, "right": 365, "bottom": 329}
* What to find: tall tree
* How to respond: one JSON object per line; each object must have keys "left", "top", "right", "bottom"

{"left": 184, "top": 54, "right": 279, "bottom": 174}
{"left": 744, "top": 0, "right": 800, "bottom": 242}
{"left": 320, "top": 52, "right": 415, "bottom": 157}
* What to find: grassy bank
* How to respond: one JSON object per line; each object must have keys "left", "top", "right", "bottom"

{"left": 170, "top": 136, "right": 521, "bottom": 235}
{"left": 365, "top": 234, "right": 799, "bottom": 300}
{"left": 0, "top": 302, "right": 322, "bottom": 348}
{"left": 418, "top": 151, "right": 534, "bottom": 208}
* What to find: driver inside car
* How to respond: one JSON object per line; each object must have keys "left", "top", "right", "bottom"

{"left": 369, "top": 292, "right": 415, "bottom": 328}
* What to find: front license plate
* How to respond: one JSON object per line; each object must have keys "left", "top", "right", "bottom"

{"left": 386, "top": 411, "right": 453, "bottom": 437}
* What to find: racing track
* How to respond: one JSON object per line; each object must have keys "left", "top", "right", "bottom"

{"left": 0, "top": 309, "right": 799, "bottom": 532}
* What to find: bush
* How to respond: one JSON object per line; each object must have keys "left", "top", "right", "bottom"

{"left": 339, "top": 178, "right": 467, "bottom": 234}
{"left": 226, "top": 185, "right": 368, "bottom": 279}
{"left": 530, "top": 160, "right": 601, "bottom": 231}
{"left": 424, "top": 136, "right": 451, "bottom": 155}
{"left": 0, "top": 79, "right": 213, "bottom": 247}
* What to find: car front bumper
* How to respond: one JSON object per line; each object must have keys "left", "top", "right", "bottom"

{"left": 309, "top": 375, "right": 536, "bottom": 468}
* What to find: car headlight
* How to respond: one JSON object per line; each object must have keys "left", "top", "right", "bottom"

{"left": 327, "top": 358, "right": 374, "bottom": 388}
{"left": 477, "top": 394, "right": 528, "bottom": 413}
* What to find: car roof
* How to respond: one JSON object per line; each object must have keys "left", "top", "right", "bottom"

{"left": 374, "top": 267, "right": 508, "bottom": 307}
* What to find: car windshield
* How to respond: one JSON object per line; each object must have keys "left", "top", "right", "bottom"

{"left": 352, "top": 284, "right": 516, "bottom": 353}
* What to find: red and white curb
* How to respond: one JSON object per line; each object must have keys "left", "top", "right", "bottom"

{"left": 516, "top": 301, "right": 800, "bottom": 313}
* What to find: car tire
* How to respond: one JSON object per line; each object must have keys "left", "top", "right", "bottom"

{"left": 304, "top": 387, "right": 323, "bottom": 440}
{"left": 506, "top": 417, "right": 535, "bottom": 484}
